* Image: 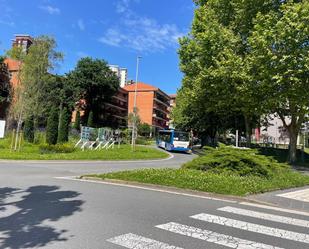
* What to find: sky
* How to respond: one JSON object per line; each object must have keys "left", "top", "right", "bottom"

{"left": 0, "top": 0, "right": 195, "bottom": 94}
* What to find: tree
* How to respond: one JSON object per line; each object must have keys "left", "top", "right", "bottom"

{"left": 20, "top": 36, "right": 63, "bottom": 126}
{"left": 87, "top": 110, "right": 94, "bottom": 127}
{"left": 5, "top": 46, "right": 27, "bottom": 150}
{"left": 46, "top": 107, "right": 59, "bottom": 145}
{"left": 67, "top": 57, "right": 119, "bottom": 126}
{"left": 57, "top": 107, "right": 70, "bottom": 143}
{"left": 175, "top": 0, "right": 295, "bottom": 148}
{"left": 249, "top": 1, "right": 309, "bottom": 163}
{"left": 23, "top": 116, "right": 34, "bottom": 143}
{"left": 0, "top": 56, "right": 11, "bottom": 119}
{"left": 73, "top": 111, "right": 81, "bottom": 130}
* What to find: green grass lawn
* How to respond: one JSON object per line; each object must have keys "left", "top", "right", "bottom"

{"left": 87, "top": 146, "right": 309, "bottom": 196}
{"left": 90, "top": 168, "right": 309, "bottom": 196}
{"left": 0, "top": 138, "right": 167, "bottom": 160}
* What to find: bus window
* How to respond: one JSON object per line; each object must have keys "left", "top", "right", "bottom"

{"left": 174, "top": 132, "right": 189, "bottom": 142}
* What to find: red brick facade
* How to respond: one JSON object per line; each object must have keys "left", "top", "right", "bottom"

{"left": 124, "top": 82, "right": 170, "bottom": 130}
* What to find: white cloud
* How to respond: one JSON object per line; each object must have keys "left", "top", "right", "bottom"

{"left": 39, "top": 5, "right": 60, "bottom": 15}
{"left": 0, "top": 1, "right": 14, "bottom": 26}
{"left": 77, "top": 19, "right": 85, "bottom": 31}
{"left": 0, "top": 20, "right": 15, "bottom": 26}
{"left": 77, "top": 51, "right": 89, "bottom": 58}
{"left": 115, "top": 0, "right": 139, "bottom": 14}
{"left": 99, "top": 0, "right": 184, "bottom": 53}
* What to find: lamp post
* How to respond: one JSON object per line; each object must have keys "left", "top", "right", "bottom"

{"left": 131, "top": 56, "right": 142, "bottom": 150}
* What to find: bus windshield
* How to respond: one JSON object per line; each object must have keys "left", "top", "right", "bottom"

{"left": 173, "top": 131, "right": 189, "bottom": 142}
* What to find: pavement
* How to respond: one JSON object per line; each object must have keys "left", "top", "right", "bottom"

{"left": 0, "top": 150, "right": 309, "bottom": 249}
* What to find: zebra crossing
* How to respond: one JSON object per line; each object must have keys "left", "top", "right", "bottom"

{"left": 107, "top": 203, "right": 309, "bottom": 248}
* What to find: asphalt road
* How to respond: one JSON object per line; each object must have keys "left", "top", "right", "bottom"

{"left": 0, "top": 151, "right": 309, "bottom": 249}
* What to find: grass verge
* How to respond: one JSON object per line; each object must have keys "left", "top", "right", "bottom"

{"left": 90, "top": 168, "right": 309, "bottom": 196}
{"left": 0, "top": 138, "right": 167, "bottom": 160}
{"left": 87, "top": 146, "right": 309, "bottom": 196}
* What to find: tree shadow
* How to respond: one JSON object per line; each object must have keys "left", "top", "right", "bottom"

{"left": 0, "top": 185, "right": 83, "bottom": 249}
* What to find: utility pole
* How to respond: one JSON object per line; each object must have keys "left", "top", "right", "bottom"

{"left": 131, "top": 56, "right": 141, "bottom": 151}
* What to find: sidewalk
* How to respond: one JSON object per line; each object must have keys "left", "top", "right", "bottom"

{"left": 248, "top": 186, "right": 309, "bottom": 212}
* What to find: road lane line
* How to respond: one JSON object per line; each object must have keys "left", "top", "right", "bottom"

{"left": 55, "top": 176, "right": 236, "bottom": 203}
{"left": 191, "top": 213, "right": 309, "bottom": 244}
{"left": 156, "top": 222, "right": 283, "bottom": 249}
{"left": 277, "top": 188, "right": 309, "bottom": 203}
{"left": 107, "top": 233, "right": 183, "bottom": 249}
{"left": 239, "top": 202, "right": 309, "bottom": 217}
{"left": 218, "top": 206, "right": 309, "bottom": 228}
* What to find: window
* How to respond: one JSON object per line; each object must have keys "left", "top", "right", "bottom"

{"left": 173, "top": 132, "right": 189, "bottom": 142}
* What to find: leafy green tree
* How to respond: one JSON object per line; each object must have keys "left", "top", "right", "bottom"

{"left": 67, "top": 57, "right": 119, "bottom": 126}
{"left": 57, "top": 107, "right": 70, "bottom": 143}
{"left": 73, "top": 111, "right": 81, "bottom": 130}
{"left": 5, "top": 46, "right": 26, "bottom": 150}
{"left": 21, "top": 36, "right": 63, "bottom": 126}
{"left": 175, "top": 0, "right": 295, "bottom": 147}
{"left": 87, "top": 111, "right": 94, "bottom": 127}
{"left": 23, "top": 116, "right": 34, "bottom": 143}
{"left": 46, "top": 106, "right": 59, "bottom": 145}
{"left": 249, "top": 1, "right": 309, "bottom": 163}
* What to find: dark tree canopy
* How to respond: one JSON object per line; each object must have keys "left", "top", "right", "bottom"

{"left": 67, "top": 57, "right": 119, "bottom": 126}
{"left": 0, "top": 56, "right": 11, "bottom": 119}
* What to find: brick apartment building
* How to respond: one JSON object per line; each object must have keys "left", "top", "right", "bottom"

{"left": 123, "top": 82, "right": 170, "bottom": 131}
{"left": 5, "top": 35, "right": 33, "bottom": 89}
{"left": 1, "top": 35, "right": 33, "bottom": 119}
{"left": 103, "top": 87, "right": 128, "bottom": 128}
{"left": 168, "top": 94, "right": 177, "bottom": 128}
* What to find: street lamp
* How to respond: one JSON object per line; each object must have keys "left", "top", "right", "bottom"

{"left": 131, "top": 56, "right": 142, "bottom": 150}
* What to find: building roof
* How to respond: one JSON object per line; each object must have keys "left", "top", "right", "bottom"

{"left": 4, "top": 58, "right": 21, "bottom": 71}
{"left": 123, "top": 82, "right": 171, "bottom": 99}
{"left": 123, "top": 82, "right": 158, "bottom": 92}
{"left": 169, "top": 94, "right": 177, "bottom": 99}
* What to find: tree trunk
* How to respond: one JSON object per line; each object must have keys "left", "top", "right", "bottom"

{"left": 288, "top": 126, "right": 298, "bottom": 164}
{"left": 244, "top": 114, "right": 252, "bottom": 148}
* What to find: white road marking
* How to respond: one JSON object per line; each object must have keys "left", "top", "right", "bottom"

{"left": 239, "top": 202, "right": 309, "bottom": 217}
{"left": 55, "top": 176, "right": 237, "bottom": 203}
{"left": 277, "top": 188, "right": 309, "bottom": 203}
{"left": 218, "top": 206, "right": 309, "bottom": 228}
{"left": 191, "top": 213, "right": 309, "bottom": 244}
{"left": 156, "top": 222, "right": 283, "bottom": 249}
{"left": 107, "top": 233, "right": 183, "bottom": 249}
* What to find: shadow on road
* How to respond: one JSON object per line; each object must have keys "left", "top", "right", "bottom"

{"left": 0, "top": 185, "right": 83, "bottom": 249}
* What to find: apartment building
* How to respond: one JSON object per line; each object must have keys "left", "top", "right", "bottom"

{"left": 5, "top": 35, "right": 33, "bottom": 89}
{"left": 109, "top": 65, "right": 128, "bottom": 88}
{"left": 123, "top": 82, "right": 170, "bottom": 131}
{"left": 168, "top": 94, "right": 176, "bottom": 129}
{"left": 103, "top": 87, "right": 128, "bottom": 128}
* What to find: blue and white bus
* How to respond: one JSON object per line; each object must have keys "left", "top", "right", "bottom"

{"left": 156, "top": 130, "right": 191, "bottom": 152}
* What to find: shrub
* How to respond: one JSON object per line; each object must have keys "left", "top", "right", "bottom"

{"left": 58, "top": 107, "right": 70, "bottom": 144}
{"left": 39, "top": 144, "right": 75, "bottom": 154}
{"left": 46, "top": 107, "right": 59, "bottom": 145}
{"left": 183, "top": 146, "right": 288, "bottom": 178}
{"left": 136, "top": 137, "right": 154, "bottom": 145}
{"left": 87, "top": 111, "right": 94, "bottom": 127}
{"left": 34, "top": 131, "right": 46, "bottom": 145}
{"left": 73, "top": 111, "right": 81, "bottom": 130}
{"left": 23, "top": 116, "right": 34, "bottom": 143}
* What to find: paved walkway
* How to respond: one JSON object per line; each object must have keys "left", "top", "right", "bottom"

{"left": 249, "top": 186, "right": 309, "bottom": 212}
